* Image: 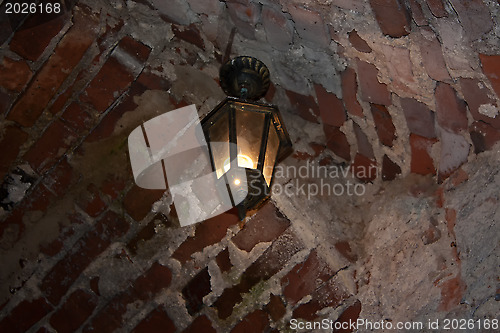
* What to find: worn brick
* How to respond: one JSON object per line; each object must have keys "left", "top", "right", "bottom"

{"left": 123, "top": 185, "right": 164, "bottom": 221}
{"left": 449, "top": 0, "right": 492, "bottom": 41}
{"left": 435, "top": 83, "right": 468, "bottom": 133}
{"left": 348, "top": 30, "right": 372, "bottom": 53}
{"left": 417, "top": 28, "right": 451, "bottom": 82}
{"left": 460, "top": 78, "right": 500, "bottom": 129}
{"left": 77, "top": 184, "right": 107, "bottom": 217}
{"left": 261, "top": 6, "right": 294, "bottom": 51}
{"left": 353, "top": 123, "right": 374, "bottom": 159}
{"left": 356, "top": 59, "right": 391, "bottom": 106}
{"left": 410, "top": 134, "right": 437, "bottom": 175}
{"left": 0, "top": 297, "right": 53, "bottom": 332}
{"left": 23, "top": 119, "right": 76, "bottom": 173}
{"left": 231, "top": 309, "right": 270, "bottom": 333}
{"left": 182, "top": 267, "right": 211, "bottom": 315}
{"left": 408, "top": 0, "right": 427, "bottom": 26}
{"left": 351, "top": 153, "right": 377, "bottom": 182}
{"left": 214, "top": 229, "right": 304, "bottom": 319}
{"left": 400, "top": 97, "right": 436, "bottom": 138}
{"left": 101, "top": 175, "right": 128, "bottom": 200}
{"left": 438, "top": 274, "right": 466, "bottom": 311}
{"left": 216, "top": 248, "right": 232, "bottom": 273}
{"left": 469, "top": 121, "right": 500, "bottom": 154}
{"left": 479, "top": 54, "right": 500, "bottom": 99}
{"left": 9, "top": 12, "right": 68, "bottom": 61}
{"left": 0, "top": 57, "right": 32, "bottom": 92}
{"left": 324, "top": 125, "right": 351, "bottom": 161}
{"left": 288, "top": 4, "right": 329, "bottom": 47}
{"left": 60, "top": 102, "right": 94, "bottom": 133}
{"left": 292, "top": 275, "right": 350, "bottom": 320}
{"left": 368, "top": 0, "right": 411, "bottom": 38}
{"left": 172, "top": 209, "right": 239, "bottom": 263}
{"left": 7, "top": 9, "right": 98, "bottom": 127}
{"left": 380, "top": 45, "right": 415, "bottom": 94}
{"left": 41, "top": 211, "right": 129, "bottom": 304}
{"left": 314, "top": 84, "right": 346, "bottom": 127}
{"left": 132, "top": 262, "right": 172, "bottom": 300}
{"left": 286, "top": 90, "right": 320, "bottom": 123}
{"left": 132, "top": 307, "right": 176, "bottom": 333}
{"left": 341, "top": 68, "right": 364, "bottom": 118}
{"left": 334, "top": 300, "right": 362, "bottom": 333}
{"left": 335, "top": 241, "right": 358, "bottom": 263}
{"left": 382, "top": 155, "right": 401, "bottom": 181}
{"left": 172, "top": 24, "right": 205, "bottom": 50}
{"left": 232, "top": 202, "right": 290, "bottom": 252}
{"left": 83, "top": 293, "right": 133, "bottom": 333}
{"left": 282, "top": 250, "right": 333, "bottom": 304}
{"left": 49, "top": 289, "right": 98, "bottom": 333}
{"left": 80, "top": 36, "right": 151, "bottom": 112}
{"left": 370, "top": 104, "right": 396, "bottom": 147}
{"left": 182, "top": 315, "right": 216, "bottom": 333}
{"left": 42, "top": 157, "right": 74, "bottom": 196}
{"left": 0, "top": 125, "right": 28, "bottom": 179}
{"left": 426, "top": 0, "right": 447, "bottom": 17}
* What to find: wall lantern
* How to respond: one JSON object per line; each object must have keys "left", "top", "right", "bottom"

{"left": 201, "top": 56, "right": 292, "bottom": 219}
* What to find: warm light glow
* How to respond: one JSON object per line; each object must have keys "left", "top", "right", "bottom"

{"left": 234, "top": 179, "right": 241, "bottom": 185}
{"left": 223, "top": 154, "right": 254, "bottom": 172}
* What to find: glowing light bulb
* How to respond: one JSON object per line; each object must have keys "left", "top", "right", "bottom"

{"left": 223, "top": 154, "right": 254, "bottom": 172}
{"left": 234, "top": 179, "right": 241, "bottom": 185}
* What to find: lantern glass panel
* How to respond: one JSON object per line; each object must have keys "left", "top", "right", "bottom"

{"left": 263, "top": 123, "right": 279, "bottom": 185}
{"left": 235, "top": 107, "right": 265, "bottom": 170}
{"left": 208, "top": 111, "right": 230, "bottom": 179}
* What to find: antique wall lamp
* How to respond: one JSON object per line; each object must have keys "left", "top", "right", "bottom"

{"left": 202, "top": 56, "right": 292, "bottom": 219}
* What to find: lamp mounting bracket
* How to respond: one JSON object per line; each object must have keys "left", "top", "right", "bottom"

{"left": 219, "top": 56, "right": 270, "bottom": 100}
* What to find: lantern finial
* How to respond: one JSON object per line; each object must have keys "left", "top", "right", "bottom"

{"left": 219, "top": 56, "right": 270, "bottom": 100}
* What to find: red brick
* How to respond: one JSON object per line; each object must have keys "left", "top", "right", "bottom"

{"left": 101, "top": 175, "right": 127, "bottom": 200}
{"left": 370, "top": 104, "right": 396, "bottom": 147}
{"left": 136, "top": 70, "right": 171, "bottom": 91}
{"left": 469, "top": 121, "right": 500, "bottom": 154}
{"left": 60, "top": 102, "right": 94, "bottom": 133}
{"left": 132, "top": 307, "right": 176, "bottom": 333}
{"left": 426, "top": 0, "right": 447, "bottom": 17}
{"left": 480, "top": 54, "right": 500, "bottom": 99}
{"left": 282, "top": 250, "right": 332, "bottom": 304}
{"left": 400, "top": 97, "right": 436, "bottom": 138}
{"left": 285, "top": 90, "right": 320, "bottom": 123}
{"left": 182, "top": 315, "right": 216, "bottom": 333}
{"left": 382, "top": 154, "right": 401, "bottom": 181}
{"left": 314, "top": 84, "right": 346, "bottom": 127}
{"left": 49, "top": 289, "right": 98, "bottom": 333}
{"left": 438, "top": 274, "right": 466, "bottom": 311}
{"left": 0, "top": 90, "right": 14, "bottom": 115}
{"left": 182, "top": 267, "right": 211, "bottom": 315}
{"left": 422, "top": 222, "right": 441, "bottom": 245}
{"left": 348, "top": 30, "right": 372, "bottom": 53}
{"left": 368, "top": 0, "right": 411, "bottom": 38}
{"left": 214, "top": 229, "right": 304, "bottom": 319}
{"left": 41, "top": 211, "right": 129, "bottom": 304}
{"left": 292, "top": 275, "right": 350, "bottom": 320}
{"left": 216, "top": 248, "right": 232, "bottom": 273}
{"left": 80, "top": 36, "right": 151, "bottom": 112}
{"left": 356, "top": 59, "right": 391, "bottom": 106}
{"left": 0, "top": 57, "right": 32, "bottom": 92}
{"left": 435, "top": 83, "right": 468, "bottom": 133}
{"left": 43, "top": 159, "right": 75, "bottom": 197}
{"left": 418, "top": 28, "right": 451, "bottom": 82}
{"left": 172, "top": 209, "right": 239, "bottom": 263}
{"left": 0, "top": 297, "right": 53, "bottom": 332}
{"left": 353, "top": 123, "right": 374, "bottom": 159}
{"left": 83, "top": 293, "right": 133, "bottom": 333}
{"left": 341, "top": 68, "right": 364, "bottom": 118}
{"left": 172, "top": 24, "right": 205, "bottom": 50}
{"left": 408, "top": 0, "right": 427, "bottom": 26}
{"left": 410, "top": 134, "right": 437, "bottom": 175}
{"left": 133, "top": 262, "right": 172, "bottom": 300}
{"left": 334, "top": 300, "right": 362, "bottom": 333}
{"left": 232, "top": 202, "right": 290, "bottom": 252}
{"left": 77, "top": 184, "right": 107, "bottom": 217}
{"left": 288, "top": 4, "right": 329, "bottom": 47}
{"left": 324, "top": 125, "right": 351, "bottom": 161}
{"left": 351, "top": 153, "right": 377, "bottom": 182}
{"left": 90, "top": 276, "right": 100, "bottom": 295}
{"left": 449, "top": 0, "right": 492, "bottom": 41}
{"left": 266, "top": 294, "right": 286, "bottom": 321}
{"left": 0, "top": 125, "right": 28, "bottom": 179}
{"left": 231, "top": 310, "right": 270, "bottom": 333}
{"left": 127, "top": 221, "right": 157, "bottom": 254}
{"left": 460, "top": 78, "right": 500, "bottom": 129}
{"left": 437, "top": 130, "right": 469, "bottom": 183}
{"left": 334, "top": 241, "right": 358, "bottom": 263}
{"left": 9, "top": 12, "right": 68, "bottom": 61}
{"left": 23, "top": 120, "right": 76, "bottom": 173}
{"left": 7, "top": 9, "right": 98, "bottom": 127}
{"left": 123, "top": 185, "right": 164, "bottom": 221}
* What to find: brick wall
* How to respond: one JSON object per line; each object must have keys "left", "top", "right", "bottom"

{"left": 0, "top": 0, "right": 499, "bottom": 332}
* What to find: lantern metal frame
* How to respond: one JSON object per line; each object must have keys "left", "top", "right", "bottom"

{"left": 201, "top": 56, "right": 292, "bottom": 219}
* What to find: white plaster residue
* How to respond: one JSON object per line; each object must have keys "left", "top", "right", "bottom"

{"left": 478, "top": 103, "right": 499, "bottom": 118}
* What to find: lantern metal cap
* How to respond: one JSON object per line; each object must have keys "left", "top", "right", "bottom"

{"left": 219, "top": 56, "right": 270, "bottom": 100}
